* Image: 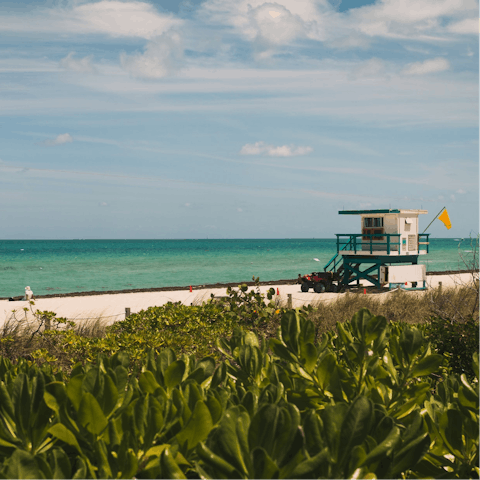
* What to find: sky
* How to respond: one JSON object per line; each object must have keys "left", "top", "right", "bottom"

{"left": 0, "top": 0, "right": 478, "bottom": 239}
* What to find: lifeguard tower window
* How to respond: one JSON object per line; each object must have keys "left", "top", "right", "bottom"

{"left": 364, "top": 218, "right": 384, "bottom": 228}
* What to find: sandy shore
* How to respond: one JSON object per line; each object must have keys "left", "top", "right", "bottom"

{"left": 1, "top": 271, "right": 476, "bottom": 328}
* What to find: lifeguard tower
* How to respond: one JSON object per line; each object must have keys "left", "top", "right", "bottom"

{"left": 324, "top": 209, "right": 430, "bottom": 290}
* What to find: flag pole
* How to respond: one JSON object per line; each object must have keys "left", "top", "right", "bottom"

{"left": 422, "top": 206, "right": 446, "bottom": 234}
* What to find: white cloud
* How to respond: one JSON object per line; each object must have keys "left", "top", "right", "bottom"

{"left": 446, "top": 17, "right": 478, "bottom": 34}
{"left": 237, "top": 207, "right": 243, "bottom": 212}
{"left": 349, "top": 58, "right": 387, "bottom": 80}
{"left": 402, "top": 57, "right": 450, "bottom": 75}
{"left": 199, "top": 0, "right": 331, "bottom": 53}
{"left": 240, "top": 141, "right": 313, "bottom": 157}
{"left": 44, "top": 133, "right": 73, "bottom": 146}
{"left": 99, "top": 201, "right": 108, "bottom": 206}
{"left": 60, "top": 52, "right": 97, "bottom": 74}
{"left": 456, "top": 188, "right": 467, "bottom": 194}
{"left": 0, "top": 1, "right": 181, "bottom": 39}
{"left": 450, "top": 194, "right": 456, "bottom": 200}
{"left": 348, "top": 0, "right": 478, "bottom": 40}
{"left": 120, "top": 31, "right": 184, "bottom": 79}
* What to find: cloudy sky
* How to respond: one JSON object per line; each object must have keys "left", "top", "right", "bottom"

{"left": 0, "top": 0, "right": 478, "bottom": 239}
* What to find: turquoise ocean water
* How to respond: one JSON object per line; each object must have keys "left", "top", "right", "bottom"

{"left": 0, "top": 238, "right": 475, "bottom": 297}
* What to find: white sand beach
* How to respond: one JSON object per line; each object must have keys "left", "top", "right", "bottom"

{"left": 0, "top": 271, "right": 476, "bottom": 328}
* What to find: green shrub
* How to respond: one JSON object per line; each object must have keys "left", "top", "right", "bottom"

{"left": 0, "top": 308, "right": 478, "bottom": 479}
{"left": 425, "top": 315, "right": 479, "bottom": 381}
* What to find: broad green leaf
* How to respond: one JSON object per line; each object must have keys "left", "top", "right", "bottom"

{"left": 101, "top": 374, "right": 118, "bottom": 417}
{"left": 160, "top": 448, "right": 186, "bottom": 479}
{"left": 118, "top": 448, "right": 138, "bottom": 480}
{"left": 6, "top": 449, "right": 41, "bottom": 479}
{"left": 211, "top": 363, "right": 227, "bottom": 389}
{"left": 44, "top": 382, "right": 67, "bottom": 414}
{"left": 439, "top": 409, "right": 465, "bottom": 458}
{"left": 399, "top": 327, "right": 423, "bottom": 360}
{"left": 316, "top": 353, "right": 336, "bottom": 390}
{"left": 281, "top": 310, "right": 301, "bottom": 355}
{"left": 71, "top": 458, "right": 87, "bottom": 480}
{"left": 206, "top": 394, "right": 223, "bottom": 424}
{"left": 209, "top": 407, "right": 251, "bottom": 477}
{"left": 176, "top": 401, "right": 213, "bottom": 452}
{"left": 365, "top": 314, "right": 387, "bottom": 346}
{"left": 248, "top": 404, "right": 301, "bottom": 466}
{"left": 321, "top": 403, "right": 348, "bottom": 460}
{"left": 251, "top": 447, "right": 279, "bottom": 479}
{"left": 389, "top": 432, "right": 430, "bottom": 477}
{"left": 410, "top": 355, "right": 443, "bottom": 377}
{"left": 158, "top": 348, "right": 177, "bottom": 374}
{"left": 78, "top": 392, "right": 108, "bottom": 436}
{"left": 16, "top": 374, "right": 31, "bottom": 437}
{"left": 338, "top": 396, "right": 373, "bottom": 468}
{"left": 361, "top": 426, "right": 401, "bottom": 466}
{"left": 48, "top": 424, "right": 83, "bottom": 455}
{"left": 472, "top": 352, "right": 479, "bottom": 380}
{"left": 290, "top": 447, "right": 329, "bottom": 479}
{"left": 269, "top": 339, "right": 297, "bottom": 363}
{"left": 303, "top": 410, "right": 324, "bottom": 456}
{"left": 196, "top": 442, "right": 240, "bottom": 478}
{"left": 51, "top": 448, "right": 72, "bottom": 479}
{"left": 138, "top": 370, "right": 161, "bottom": 394}
{"left": 243, "top": 331, "right": 260, "bottom": 349}
{"left": 66, "top": 375, "right": 84, "bottom": 412}
{"left": 300, "top": 342, "right": 318, "bottom": 374}
{"left": 299, "top": 320, "right": 316, "bottom": 348}
{"left": 164, "top": 361, "right": 186, "bottom": 391}
{"left": 459, "top": 374, "right": 479, "bottom": 404}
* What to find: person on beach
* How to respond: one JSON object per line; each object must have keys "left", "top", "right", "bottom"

{"left": 24, "top": 286, "right": 34, "bottom": 301}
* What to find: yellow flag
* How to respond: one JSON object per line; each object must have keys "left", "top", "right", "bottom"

{"left": 438, "top": 209, "right": 451, "bottom": 229}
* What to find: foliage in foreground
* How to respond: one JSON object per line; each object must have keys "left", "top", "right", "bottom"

{"left": 0, "top": 308, "right": 478, "bottom": 479}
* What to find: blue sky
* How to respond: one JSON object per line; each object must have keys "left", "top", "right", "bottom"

{"left": 0, "top": 0, "right": 478, "bottom": 239}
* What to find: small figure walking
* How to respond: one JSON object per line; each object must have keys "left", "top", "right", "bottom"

{"left": 24, "top": 286, "right": 34, "bottom": 301}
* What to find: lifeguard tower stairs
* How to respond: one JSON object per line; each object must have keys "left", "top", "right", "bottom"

{"left": 324, "top": 209, "right": 430, "bottom": 290}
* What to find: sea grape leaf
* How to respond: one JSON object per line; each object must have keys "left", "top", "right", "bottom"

{"left": 160, "top": 448, "right": 186, "bottom": 479}
{"left": 6, "top": 449, "right": 41, "bottom": 480}
{"left": 316, "top": 353, "right": 336, "bottom": 391}
{"left": 399, "top": 327, "right": 423, "bottom": 360}
{"left": 338, "top": 396, "right": 373, "bottom": 468}
{"left": 176, "top": 400, "right": 213, "bottom": 453}
{"left": 251, "top": 447, "right": 279, "bottom": 479}
{"left": 48, "top": 424, "right": 83, "bottom": 455}
{"left": 410, "top": 355, "right": 443, "bottom": 377}
{"left": 78, "top": 392, "right": 108, "bottom": 436}
{"left": 300, "top": 342, "right": 318, "bottom": 374}
{"left": 164, "top": 361, "right": 186, "bottom": 391}
{"left": 51, "top": 448, "right": 72, "bottom": 479}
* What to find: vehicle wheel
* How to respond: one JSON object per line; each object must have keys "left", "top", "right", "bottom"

{"left": 330, "top": 284, "right": 338, "bottom": 293}
{"left": 314, "top": 282, "right": 326, "bottom": 293}
{"left": 301, "top": 283, "right": 309, "bottom": 292}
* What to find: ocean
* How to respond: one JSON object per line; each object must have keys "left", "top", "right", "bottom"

{"left": 0, "top": 238, "right": 476, "bottom": 298}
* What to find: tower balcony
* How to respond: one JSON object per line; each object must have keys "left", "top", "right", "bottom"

{"left": 335, "top": 233, "right": 430, "bottom": 256}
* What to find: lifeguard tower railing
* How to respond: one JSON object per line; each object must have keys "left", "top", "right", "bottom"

{"left": 324, "top": 233, "right": 430, "bottom": 274}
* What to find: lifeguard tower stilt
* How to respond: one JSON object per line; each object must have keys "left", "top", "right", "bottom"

{"left": 324, "top": 209, "right": 430, "bottom": 290}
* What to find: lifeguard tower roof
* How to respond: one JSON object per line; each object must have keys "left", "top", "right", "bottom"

{"left": 339, "top": 209, "right": 428, "bottom": 215}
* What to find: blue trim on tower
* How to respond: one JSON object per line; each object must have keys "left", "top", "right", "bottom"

{"left": 338, "top": 209, "right": 401, "bottom": 215}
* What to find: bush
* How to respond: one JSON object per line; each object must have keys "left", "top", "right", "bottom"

{"left": 0, "top": 308, "right": 478, "bottom": 479}
{"left": 425, "top": 315, "right": 479, "bottom": 381}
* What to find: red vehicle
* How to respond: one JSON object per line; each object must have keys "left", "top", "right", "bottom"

{"left": 297, "top": 271, "right": 338, "bottom": 293}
